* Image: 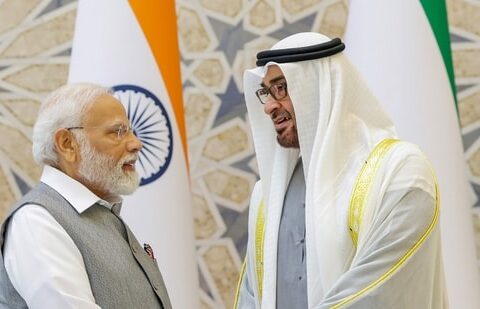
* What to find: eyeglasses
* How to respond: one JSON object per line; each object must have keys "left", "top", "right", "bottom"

{"left": 66, "top": 123, "right": 133, "bottom": 140}
{"left": 255, "top": 81, "right": 288, "bottom": 104}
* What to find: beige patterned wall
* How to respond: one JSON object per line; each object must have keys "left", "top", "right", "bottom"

{"left": 0, "top": 1, "right": 479, "bottom": 308}
{"left": 0, "top": 0, "right": 75, "bottom": 219}
{"left": 449, "top": 0, "right": 480, "bottom": 262}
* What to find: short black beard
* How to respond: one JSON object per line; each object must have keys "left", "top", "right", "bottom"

{"left": 277, "top": 127, "right": 299, "bottom": 148}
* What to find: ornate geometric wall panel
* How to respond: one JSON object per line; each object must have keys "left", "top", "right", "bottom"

{"left": 0, "top": 9, "right": 75, "bottom": 58}
{"left": 0, "top": 0, "right": 43, "bottom": 36}
{"left": 449, "top": 0, "right": 480, "bottom": 261}
{"left": 0, "top": 0, "right": 76, "bottom": 222}
{"left": 198, "top": 239, "right": 242, "bottom": 309}
{"left": 0, "top": 1, "right": 479, "bottom": 308}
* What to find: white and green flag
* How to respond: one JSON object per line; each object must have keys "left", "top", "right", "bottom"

{"left": 345, "top": 0, "right": 480, "bottom": 307}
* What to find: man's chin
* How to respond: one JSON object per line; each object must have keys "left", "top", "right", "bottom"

{"left": 110, "top": 172, "right": 140, "bottom": 196}
{"left": 112, "top": 182, "right": 139, "bottom": 196}
{"left": 276, "top": 127, "right": 299, "bottom": 148}
{"left": 277, "top": 135, "right": 300, "bottom": 148}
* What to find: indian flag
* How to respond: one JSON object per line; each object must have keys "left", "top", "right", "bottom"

{"left": 345, "top": 0, "right": 480, "bottom": 307}
{"left": 68, "top": 0, "right": 199, "bottom": 308}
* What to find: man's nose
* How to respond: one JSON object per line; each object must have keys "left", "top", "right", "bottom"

{"left": 263, "top": 96, "right": 281, "bottom": 115}
{"left": 126, "top": 131, "right": 142, "bottom": 153}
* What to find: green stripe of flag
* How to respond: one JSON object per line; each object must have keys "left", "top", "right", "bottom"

{"left": 420, "top": 0, "right": 456, "bottom": 99}
{"left": 420, "top": 0, "right": 458, "bottom": 107}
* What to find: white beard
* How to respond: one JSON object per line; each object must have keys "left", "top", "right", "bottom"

{"left": 75, "top": 132, "right": 140, "bottom": 196}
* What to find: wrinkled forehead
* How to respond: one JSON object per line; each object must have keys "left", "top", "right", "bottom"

{"left": 84, "top": 94, "right": 128, "bottom": 125}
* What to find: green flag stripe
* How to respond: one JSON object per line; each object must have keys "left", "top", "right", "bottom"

{"left": 420, "top": 0, "right": 458, "bottom": 108}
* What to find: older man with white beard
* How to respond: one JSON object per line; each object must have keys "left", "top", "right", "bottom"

{"left": 0, "top": 84, "right": 171, "bottom": 309}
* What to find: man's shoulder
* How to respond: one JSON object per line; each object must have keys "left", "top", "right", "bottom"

{"left": 1, "top": 183, "right": 54, "bottom": 224}
{"left": 381, "top": 140, "right": 437, "bottom": 198}
{"left": 15, "top": 183, "right": 60, "bottom": 206}
{"left": 8, "top": 183, "right": 72, "bottom": 220}
{"left": 389, "top": 140, "right": 427, "bottom": 157}
{"left": 383, "top": 140, "right": 433, "bottom": 171}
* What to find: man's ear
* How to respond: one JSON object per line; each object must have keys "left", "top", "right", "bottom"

{"left": 54, "top": 128, "right": 78, "bottom": 163}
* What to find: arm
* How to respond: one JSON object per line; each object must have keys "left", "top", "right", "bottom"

{"left": 4, "top": 205, "right": 101, "bottom": 309}
{"left": 318, "top": 153, "right": 446, "bottom": 309}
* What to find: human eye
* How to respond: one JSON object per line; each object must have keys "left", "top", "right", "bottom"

{"left": 272, "top": 82, "right": 286, "bottom": 95}
{"left": 107, "top": 124, "right": 125, "bottom": 140}
{"left": 117, "top": 124, "right": 129, "bottom": 138}
{"left": 276, "top": 82, "right": 286, "bottom": 91}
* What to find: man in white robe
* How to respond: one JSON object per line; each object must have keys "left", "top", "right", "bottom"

{"left": 234, "top": 32, "right": 447, "bottom": 308}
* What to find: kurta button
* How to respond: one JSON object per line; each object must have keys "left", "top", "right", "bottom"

{"left": 132, "top": 245, "right": 137, "bottom": 253}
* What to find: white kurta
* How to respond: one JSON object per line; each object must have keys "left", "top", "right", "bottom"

{"left": 235, "top": 32, "right": 447, "bottom": 308}
{"left": 3, "top": 166, "right": 120, "bottom": 308}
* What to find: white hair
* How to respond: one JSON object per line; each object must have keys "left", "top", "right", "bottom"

{"left": 32, "top": 83, "right": 111, "bottom": 166}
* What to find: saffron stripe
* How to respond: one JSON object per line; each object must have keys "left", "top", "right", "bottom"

{"left": 128, "top": 0, "right": 189, "bottom": 167}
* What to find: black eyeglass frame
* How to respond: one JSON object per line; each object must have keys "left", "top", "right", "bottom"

{"left": 255, "top": 81, "right": 288, "bottom": 104}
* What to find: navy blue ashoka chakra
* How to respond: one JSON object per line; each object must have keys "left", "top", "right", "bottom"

{"left": 112, "top": 84, "right": 173, "bottom": 186}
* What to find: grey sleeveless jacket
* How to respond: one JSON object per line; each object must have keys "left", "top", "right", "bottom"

{"left": 0, "top": 182, "right": 171, "bottom": 309}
